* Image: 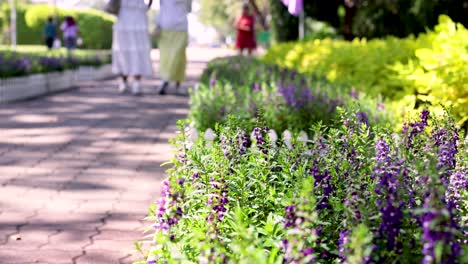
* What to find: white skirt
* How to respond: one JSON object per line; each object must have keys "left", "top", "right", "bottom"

{"left": 112, "top": 28, "right": 153, "bottom": 77}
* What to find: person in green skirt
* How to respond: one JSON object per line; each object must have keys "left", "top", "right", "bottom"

{"left": 154, "top": 0, "right": 192, "bottom": 95}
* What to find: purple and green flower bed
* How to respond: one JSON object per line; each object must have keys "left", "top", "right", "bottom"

{"left": 191, "top": 56, "right": 394, "bottom": 134}
{"left": 0, "top": 50, "right": 110, "bottom": 78}
{"left": 138, "top": 57, "right": 467, "bottom": 263}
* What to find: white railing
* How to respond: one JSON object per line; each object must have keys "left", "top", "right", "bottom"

{"left": 184, "top": 126, "right": 309, "bottom": 150}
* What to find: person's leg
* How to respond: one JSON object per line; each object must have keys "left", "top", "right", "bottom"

{"left": 131, "top": 75, "right": 142, "bottom": 95}
{"left": 247, "top": 48, "right": 253, "bottom": 56}
{"left": 158, "top": 80, "right": 169, "bottom": 95}
{"left": 157, "top": 30, "right": 170, "bottom": 95}
{"left": 118, "top": 75, "right": 129, "bottom": 93}
{"left": 46, "top": 38, "right": 53, "bottom": 49}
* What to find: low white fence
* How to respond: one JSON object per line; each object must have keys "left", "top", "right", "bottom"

{"left": 0, "top": 64, "right": 112, "bottom": 103}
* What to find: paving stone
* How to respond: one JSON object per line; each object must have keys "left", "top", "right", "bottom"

{"left": 101, "top": 214, "right": 144, "bottom": 231}
{"left": 83, "top": 239, "right": 136, "bottom": 253}
{"left": 2, "top": 228, "right": 54, "bottom": 250}
{"left": 40, "top": 229, "right": 96, "bottom": 251}
{"left": 0, "top": 226, "right": 18, "bottom": 245}
{"left": 72, "top": 200, "right": 117, "bottom": 214}
{"left": 0, "top": 47, "right": 233, "bottom": 262}
{"left": 75, "top": 250, "right": 135, "bottom": 264}
{"left": 28, "top": 212, "right": 105, "bottom": 231}
{"left": 0, "top": 248, "right": 78, "bottom": 264}
{"left": 94, "top": 229, "right": 143, "bottom": 241}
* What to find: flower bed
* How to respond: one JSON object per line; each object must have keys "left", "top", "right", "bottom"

{"left": 192, "top": 56, "right": 393, "bottom": 134}
{"left": 140, "top": 110, "right": 467, "bottom": 263}
{"left": 0, "top": 48, "right": 110, "bottom": 78}
{"left": 138, "top": 55, "right": 467, "bottom": 263}
{"left": 0, "top": 46, "right": 112, "bottom": 102}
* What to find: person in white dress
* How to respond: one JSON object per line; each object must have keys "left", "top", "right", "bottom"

{"left": 112, "top": 0, "right": 153, "bottom": 95}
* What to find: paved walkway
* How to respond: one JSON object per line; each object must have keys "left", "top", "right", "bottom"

{"left": 0, "top": 47, "right": 234, "bottom": 264}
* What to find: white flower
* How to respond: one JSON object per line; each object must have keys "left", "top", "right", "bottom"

{"left": 204, "top": 128, "right": 216, "bottom": 148}
{"left": 298, "top": 131, "right": 308, "bottom": 145}
{"left": 283, "top": 130, "right": 293, "bottom": 149}
{"left": 204, "top": 128, "right": 216, "bottom": 141}
{"left": 250, "top": 130, "right": 256, "bottom": 142}
{"left": 268, "top": 129, "right": 278, "bottom": 144}
{"left": 187, "top": 127, "right": 199, "bottom": 143}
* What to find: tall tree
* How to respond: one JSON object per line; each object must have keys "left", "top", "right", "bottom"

{"left": 269, "top": 0, "right": 298, "bottom": 42}
{"left": 199, "top": 0, "right": 269, "bottom": 36}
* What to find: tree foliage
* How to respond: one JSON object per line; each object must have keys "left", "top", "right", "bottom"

{"left": 199, "top": 0, "right": 268, "bottom": 36}
{"left": 1, "top": 3, "right": 115, "bottom": 49}
{"left": 352, "top": 0, "right": 468, "bottom": 38}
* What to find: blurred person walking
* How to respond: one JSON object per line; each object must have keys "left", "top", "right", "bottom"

{"left": 112, "top": 0, "right": 153, "bottom": 95}
{"left": 43, "top": 17, "right": 57, "bottom": 50}
{"left": 154, "top": 0, "right": 192, "bottom": 95}
{"left": 235, "top": 3, "right": 257, "bottom": 55}
{"left": 60, "top": 16, "right": 79, "bottom": 51}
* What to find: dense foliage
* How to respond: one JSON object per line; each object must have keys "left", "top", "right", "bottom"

{"left": 140, "top": 108, "right": 467, "bottom": 263}
{"left": 270, "top": 0, "right": 467, "bottom": 41}
{"left": 138, "top": 52, "right": 467, "bottom": 263}
{"left": 1, "top": 3, "right": 115, "bottom": 49}
{"left": 0, "top": 48, "right": 110, "bottom": 78}
{"left": 352, "top": 0, "right": 467, "bottom": 39}
{"left": 200, "top": 0, "right": 269, "bottom": 37}
{"left": 263, "top": 16, "right": 468, "bottom": 129}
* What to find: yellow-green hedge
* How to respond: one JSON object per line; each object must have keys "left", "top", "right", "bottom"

{"left": 263, "top": 15, "right": 468, "bottom": 128}
{"left": 1, "top": 4, "right": 115, "bottom": 49}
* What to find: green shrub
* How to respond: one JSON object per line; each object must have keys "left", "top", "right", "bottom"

{"left": 263, "top": 15, "right": 467, "bottom": 128}
{"left": 1, "top": 3, "right": 115, "bottom": 49}
{"left": 1, "top": 3, "right": 29, "bottom": 45}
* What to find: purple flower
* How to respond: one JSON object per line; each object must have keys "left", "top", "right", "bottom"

{"left": 310, "top": 168, "right": 333, "bottom": 210}
{"left": 432, "top": 127, "right": 459, "bottom": 184}
{"left": 446, "top": 168, "right": 467, "bottom": 213}
{"left": 284, "top": 205, "right": 297, "bottom": 228}
{"left": 373, "top": 139, "right": 403, "bottom": 251}
{"left": 420, "top": 196, "right": 461, "bottom": 264}
{"left": 251, "top": 82, "right": 261, "bottom": 91}
{"left": 177, "top": 178, "right": 186, "bottom": 186}
{"left": 356, "top": 111, "right": 369, "bottom": 127}
{"left": 403, "top": 109, "right": 431, "bottom": 149}
{"left": 253, "top": 127, "right": 269, "bottom": 156}
{"left": 209, "top": 77, "right": 216, "bottom": 88}
{"left": 301, "top": 248, "right": 314, "bottom": 256}
{"left": 39, "top": 56, "right": 64, "bottom": 71}
{"left": 338, "top": 229, "right": 350, "bottom": 260}
{"left": 237, "top": 130, "right": 249, "bottom": 155}
{"left": 161, "top": 180, "right": 171, "bottom": 197}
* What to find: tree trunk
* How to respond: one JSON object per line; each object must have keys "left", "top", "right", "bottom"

{"left": 248, "top": 0, "right": 268, "bottom": 30}
{"left": 343, "top": 0, "right": 358, "bottom": 40}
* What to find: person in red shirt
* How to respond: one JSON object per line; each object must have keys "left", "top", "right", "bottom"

{"left": 235, "top": 3, "right": 257, "bottom": 55}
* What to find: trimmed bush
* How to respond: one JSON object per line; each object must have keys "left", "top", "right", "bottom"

{"left": 1, "top": 3, "right": 115, "bottom": 49}
{"left": 0, "top": 47, "right": 111, "bottom": 78}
